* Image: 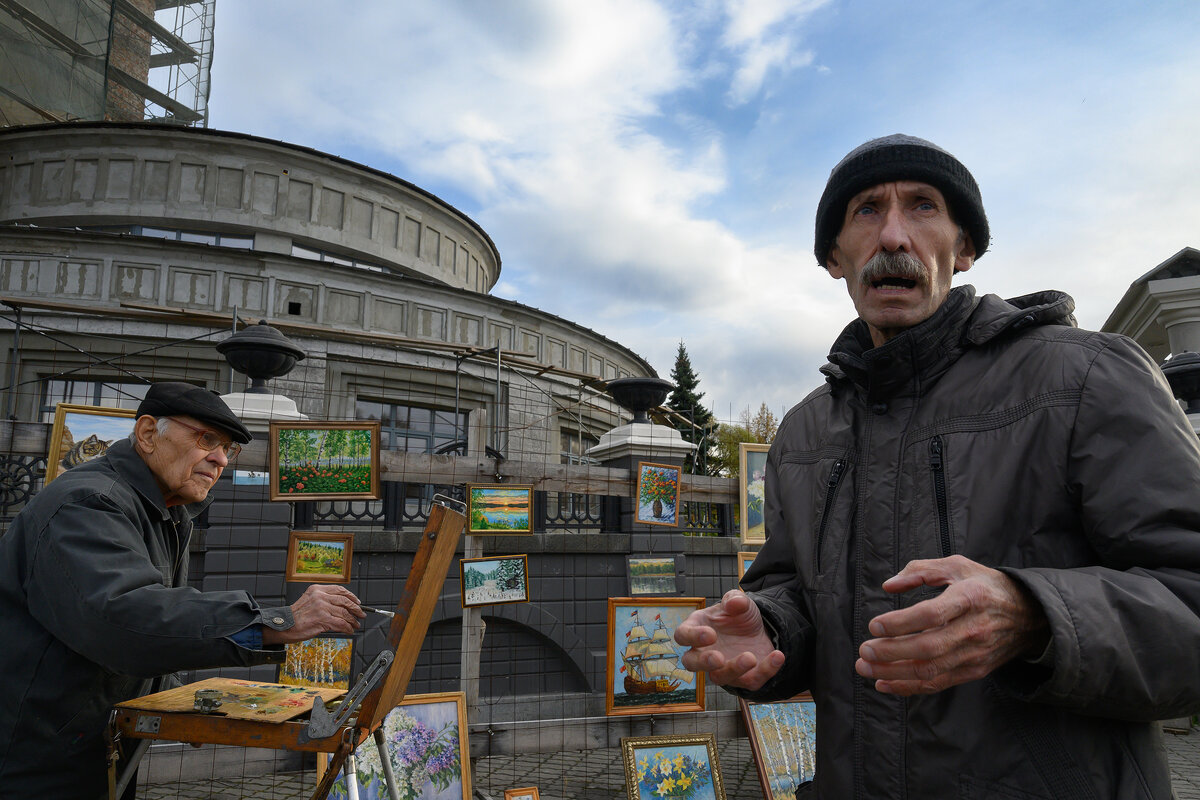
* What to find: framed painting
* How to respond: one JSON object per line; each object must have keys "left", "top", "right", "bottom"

{"left": 330, "top": 691, "right": 471, "bottom": 800}
{"left": 285, "top": 531, "right": 354, "bottom": 584}
{"left": 626, "top": 554, "right": 684, "bottom": 596}
{"left": 739, "top": 443, "right": 770, "bottom": 544}
{"left": 737, "top": 551, "right": 757, "bottom": 581}
{"left": 269, "top": 420, "right": 381, "bottom": 502}
{"left": 504, "top": 789, "right": 540, "bottom": 800}
{"left": 741, "top": 697, "right": 817, "bottom": 799}
{"left": 460, "top": 554, "right": 530, "bottom": 608}
{"left": 467, "top": 484, "right": 533, "bottom": 534}
{"left": 635, "top": 461, "right": 681, "bottom": 527}
{"left": 620, "top": 733, "right": 726, "bottom": 800}
{"left": 45, "top": 403, "right": 138, "bottom": 483}
{"left": 277, "top": 634, "right": 355, "bottom": 690}
{"left": 606, "top": 597, "right": 705, "bottom": 716}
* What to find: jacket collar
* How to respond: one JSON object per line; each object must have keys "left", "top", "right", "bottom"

{"left": 99, "top": 438, "right": 214, "bottom": 523}
{"left": 821, "top": 285, "right": 1076, "bottom": 401}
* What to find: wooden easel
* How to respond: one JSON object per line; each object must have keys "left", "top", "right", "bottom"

{"left": 109, "top": 498, "right": 467, "bottom": 800}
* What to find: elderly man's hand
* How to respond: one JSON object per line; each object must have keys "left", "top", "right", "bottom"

{"left": 855, "top": 555, "right": 1050, "bottom": 695}
{"left": 262, "top": 584, "right": 365, "bottom": 645}
{"left": 674, "top": 590, "right": 786, "bottom": 691}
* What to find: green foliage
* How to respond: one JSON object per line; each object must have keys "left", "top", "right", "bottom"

{"left": 278, "top": 463, "right": 372, "bottom": 494}
{"left": 667, "top": 342, "right": 715, "bottom": 474}
{"left": 712, "top": 403, "right": 779, "bottom": 478}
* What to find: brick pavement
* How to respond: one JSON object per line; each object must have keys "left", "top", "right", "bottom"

{"left": 138, "top": 729, "right": 1200, "bottom": 799}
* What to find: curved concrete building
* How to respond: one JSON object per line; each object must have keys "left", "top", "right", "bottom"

{"left": 0, "top": 123, "right": 653, "bottom": 457}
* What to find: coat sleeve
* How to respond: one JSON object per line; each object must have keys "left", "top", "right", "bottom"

{"left": 24, "top": 489, "right": 284, "bottom": 678}
{"left": 997, "top": 335, "right": 1200, "bottom": 720}
{"left": 736, "top": 441, "right": 818, "bottom": 701}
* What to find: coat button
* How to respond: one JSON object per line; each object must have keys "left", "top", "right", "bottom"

{"left": 872, "top": 402, "right": 888, "bottom": 414}
{"left": 272, "top": 617, "right": 285, "bottom": 625}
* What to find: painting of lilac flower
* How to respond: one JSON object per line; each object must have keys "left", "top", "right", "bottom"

{"left": 329, "top": 691, "right": 471, "bottom": 800}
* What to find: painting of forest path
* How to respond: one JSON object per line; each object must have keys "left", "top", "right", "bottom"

{"left": 293, "top": 538, "right": 346, "bottom": 576}
{"left": 744, "top": 698, "right": 816, "bottom": 799}
{"left": 270, "top": 421, "right": 380, "bottom": 501}
{"left": 279, "top": 636, "right": 354, "bottom": 690}
{"left": 460, "top": 555, "right": 528, "bottom": 607}
{"left": 467, "top": 485, "right": 532, "bottom": 533}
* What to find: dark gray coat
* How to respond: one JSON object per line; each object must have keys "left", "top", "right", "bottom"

{"left": 0, "top": 439, "right": 290, "bottom": 799}
{"left": 742, "top": 286, "right": 1200, "bottom": 799}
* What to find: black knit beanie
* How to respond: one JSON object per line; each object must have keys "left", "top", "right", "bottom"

{"left": 813, "top": 134, "right": 989, "bottom": 267}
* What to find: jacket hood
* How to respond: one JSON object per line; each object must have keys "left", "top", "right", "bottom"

{"left": 821, "top": 285, "right": 1076, "bottom": 399}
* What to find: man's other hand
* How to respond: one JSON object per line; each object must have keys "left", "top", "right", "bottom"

{"left": 674, "top": 589, "right": 785, "bottom": 691}
{"left": 262, "top": 584, "right": 365, "bottom": 645}
{"left": 856, "top": 555, "right": 1050, "bottom": 695}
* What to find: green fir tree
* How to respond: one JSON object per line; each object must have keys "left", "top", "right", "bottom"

{"left": 668, "top": 341, "right": 716, "bottom": 474}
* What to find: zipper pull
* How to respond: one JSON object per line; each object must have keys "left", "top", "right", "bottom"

{"left": 829, "top": 459, "right": 846, "bottom": 486}
{"left": 929, "top": 436, "right": 943, "bottom": 470}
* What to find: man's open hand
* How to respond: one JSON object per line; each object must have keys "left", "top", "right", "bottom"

{"left": 674, "top": 589, "right": 785, "bottom": 691}
{"left": 262, "top": 584, "right": 365, "bottom": 645}
{"left": 856, "top": 555, "right": 1050, "bottom": 695}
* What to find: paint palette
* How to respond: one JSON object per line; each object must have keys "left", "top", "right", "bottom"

{"left": 115, "top": 677, "right": 345, "bottom": 723}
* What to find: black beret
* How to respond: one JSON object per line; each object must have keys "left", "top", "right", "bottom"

{"left": 136, "top": 382, "right": 253, "bottom": 444}
{"left": 814, "top": 133, "right": 989, "bottom": 267}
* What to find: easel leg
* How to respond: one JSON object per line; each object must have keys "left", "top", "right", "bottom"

{"left": 373, "top": 727, "right": 403, "bottom": 800}
{"left": 346, "top": 751, "right": 360, "bottom": 800}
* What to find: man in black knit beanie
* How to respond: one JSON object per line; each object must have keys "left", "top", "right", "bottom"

{"left": 675, "top": 135, "right": 1200, "bottom": 798}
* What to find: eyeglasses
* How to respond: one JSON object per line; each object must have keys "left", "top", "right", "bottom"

{"left": 166, "top": 418, "right": 243, "bottom": 458}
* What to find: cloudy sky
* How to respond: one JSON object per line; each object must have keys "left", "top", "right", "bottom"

{"left": 208, "top": 0, "right": 1200, "bottom": 423}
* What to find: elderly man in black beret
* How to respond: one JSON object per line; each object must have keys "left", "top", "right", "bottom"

{"left": 676, "top": 135, "right": 1200, "bottom": 799}
{"left": 0, "top": 382, "right": 364, "bottom": 798}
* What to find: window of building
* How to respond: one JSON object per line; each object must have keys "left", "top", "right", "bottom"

{"left": 39, "top": 379, "right": 151, "bottom": 422}
{"left": 355, "top": 399, "right": 468, "bottom": 454}
{"left": 560, "top": 429, "right": 599, "bottom": 465}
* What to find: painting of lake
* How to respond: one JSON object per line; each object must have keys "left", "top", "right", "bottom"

{"left": 468, "top": 485, "right": 533, "bottom": 534}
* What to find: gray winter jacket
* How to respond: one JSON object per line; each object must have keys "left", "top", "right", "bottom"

{"left": 741, "top": 285, "right": 1200, "bottom": 799}
{"left": 0, "top": 438, "right": 291, "bottom": 799}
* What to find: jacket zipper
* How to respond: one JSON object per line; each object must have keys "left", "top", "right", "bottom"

{"left": 815, "top": 458, "right": 846, "bottom": 573}
{"left": 929, "top": 435, "right": 952, "bottom": 557}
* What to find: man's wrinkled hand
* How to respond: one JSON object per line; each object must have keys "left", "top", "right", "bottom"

{"left": 674, "top": 589, "right": 785, "bottom": 691}
{"left": 855, "top": 555, "right": 1050, "bottom": 696}
{"left": 262, "top": 584, "right": 365, "bottom": 645}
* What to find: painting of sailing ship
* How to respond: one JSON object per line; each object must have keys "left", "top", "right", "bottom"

{"left": 741, "top": 697, "right": 816, "bottom": 799}
{"left": 606, "top": 597, "right": 705, "bottom": 716}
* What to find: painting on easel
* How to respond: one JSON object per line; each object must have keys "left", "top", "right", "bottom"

{"left": 330, "top": 691, "right": 472, "bottom": 800}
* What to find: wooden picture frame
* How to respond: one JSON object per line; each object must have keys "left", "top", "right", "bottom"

{"left": 626, "top": 554, "right": 684, "bottom": 596}
{"left": 45, "top": 403, "right": 138, "bottom": 483}
{"left": 330, "top": 691, "right": 472, "bottom": 800}
{"left": 269, "top": 420, "right": 381, "bottom": 502}
{"left": 606, "top": 597, "right": 705, "bottom": 716}
{"left": 737, "top": 551, "right": 757, "bottom": 581}
{"left": 467, "top": 484, "right": 534, "bottom": 534}
{"left": 620, "top": 733, "right": 726, "bottom": 800}
{"left": 739, "top": 443, "right": 770, "bottom": 544}
{"left": 460, "top": 554, "right": 530, "bottom": 608}
{"left": 504, "top": 789, "right": 540, "bottom": 800}
{"left": 277, "top": 634, "right": 355, "bottom": 690}
{"left": 285, "top": 531, "right": 354, "bottom": 584}
{"left": 741, "top": 696, "right": 817, "bottom": 799}
{"left": 635, "top": 461, "right": 681, "bottom": 527}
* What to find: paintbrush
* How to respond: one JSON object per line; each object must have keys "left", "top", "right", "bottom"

{"left": 361, "top": 606, "right": 395, "bottom": 618}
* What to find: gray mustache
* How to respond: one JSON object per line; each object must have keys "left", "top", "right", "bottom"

{"left": 859, "top": 252, "right": 928, "bottom": 286}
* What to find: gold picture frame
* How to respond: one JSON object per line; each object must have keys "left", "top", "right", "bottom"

{"left": 737, "top": 551, "right": 757, "bottom": 581}
{"left": 269, "top": 420, "right": 381, "bottom": 502}
{"left": 620, "top": 733, "right": 726, "bottom": 800}
{"left": 739, "top": 442, "right": 770, "bottom": 544}
{"left": 45, "top": 403, "right": 138, "bottom": 483}
{"left": 606, "top": 597, "right": 705, "bottom": 716}
{"left": 285, "top": 531, "right": 354, "bottom": 584}
{"left": 459, "top": 554, "right": 530, "bottom": 608}
{"left": 466, "top": 484, "right": 534, "bottom": 534}
{"left": 635, "top": 461, "right": 681, "bottom": 527}
{"left": 504, "top": 789, "right": 540, "bottom": 800}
